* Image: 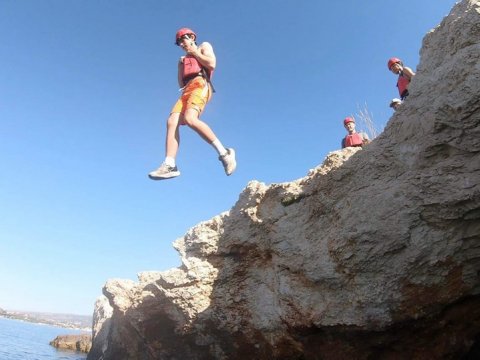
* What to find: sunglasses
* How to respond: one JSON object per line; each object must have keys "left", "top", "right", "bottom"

{"left": 176, "top": 34, "right": 191, "bottom": 45}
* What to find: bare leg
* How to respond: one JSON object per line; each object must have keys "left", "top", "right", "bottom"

{"left": 166, "top": 112, "right": 181, "bottom": 158}
{"left": 182, "top": 108, "right": 217, "bottom": 143}
{"left": 148, "top": 112, "right": 182, "bottom": 180}
{"left": 182, "top": 108, "right": 236, "bottom": 175}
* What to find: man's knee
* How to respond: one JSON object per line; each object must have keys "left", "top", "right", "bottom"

{"left": 167, "top": 114, "right": 179, "bottom": 128}
{"left": 182, "top": 110, "right": 200, "bottom": 127}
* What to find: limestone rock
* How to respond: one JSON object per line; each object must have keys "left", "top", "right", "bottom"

{"left": 87, "top": 295, "right": 114, "bottom": 360}
{"left": 88, "top": 1, "right": 480, "bottom": 359}
{"left": 49, "top": 333, "right": 91, "bottom": 353}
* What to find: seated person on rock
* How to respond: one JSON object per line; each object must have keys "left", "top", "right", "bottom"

{"left": 341, "top": 117, "right": 370, "bottom": 149}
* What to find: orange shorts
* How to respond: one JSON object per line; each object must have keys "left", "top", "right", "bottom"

{"left": 171, "top": 77, "right": 212, "bottom": 121}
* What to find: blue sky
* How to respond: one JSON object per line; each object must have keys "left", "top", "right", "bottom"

{"left": 0, "top": 0, "right": 458, "bottom": 315}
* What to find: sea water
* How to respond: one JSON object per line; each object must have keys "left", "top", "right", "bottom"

{"left": 0, "top": 317, "right": 87, "bottom": 360}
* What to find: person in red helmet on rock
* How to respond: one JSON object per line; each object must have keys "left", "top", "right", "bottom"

{"left": 341, "top": 117, "right": 370, "bottom": 149}
{"left": 149, "top": 28, "right": 236, "bottom": 180}
{"left": 388, "top": 57, "right": 415, "bottom": 100}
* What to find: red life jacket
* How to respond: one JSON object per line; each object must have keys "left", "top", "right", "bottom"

{"left": 343, "top": 133, "right": 364, "bottom": 147}
{"left": 397, "top": 72, "right": 410, "bottom": 98}
{"left": 182, "top": 55, "right": 213, "bottom": 83}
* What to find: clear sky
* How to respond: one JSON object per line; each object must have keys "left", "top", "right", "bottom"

{"left": 0, "top": 0, "right": 458, "bottom": 315}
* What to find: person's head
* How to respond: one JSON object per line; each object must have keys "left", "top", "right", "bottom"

{"left": 388, "top": 57, "right": 403, "bottom": 74}
{"left": 343, "top": 117, "right": 356, "bottom": 134}
{"left": 390, "top": 98, "right": 402, "bottom": 110}
{"left": 175, "top": 28, "right": 197, "bottom": 49}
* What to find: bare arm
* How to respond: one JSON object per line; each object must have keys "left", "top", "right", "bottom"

{"left": 403, "top": 66, "right": 415, "bottom": 80}
{"left": 186, "top": 42, "right": 216, "bottom": 71}
{"left": 362, "top": 132, "right": 371, "bottom": 145}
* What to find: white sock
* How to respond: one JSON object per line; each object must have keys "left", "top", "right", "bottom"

{"left": 164, "top": 156, "right": 175, "bottom": 167}
{"left": 211, "top": 139, "right": 227, "bottom": 156}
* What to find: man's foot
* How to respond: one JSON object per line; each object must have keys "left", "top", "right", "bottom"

{"left": 219, "top": 148, "right": 236, "bottom": 176}
{"left": 148, "top": 163, "right": 180, "bottom": 180}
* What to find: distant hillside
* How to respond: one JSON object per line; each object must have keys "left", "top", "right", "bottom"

{"left": 0, "top": 309, "right": 92, "bottom": 330}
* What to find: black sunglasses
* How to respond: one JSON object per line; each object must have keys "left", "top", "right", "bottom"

{"left": 176, "top": 34, "right": 191, "bottom": 46}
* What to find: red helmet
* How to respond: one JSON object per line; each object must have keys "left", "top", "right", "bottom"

{"left": 343, "top": 117, "right": 355, "bottom": 126}
{"left": 388, "top": 57, "right": 402, "bottom": 70}
{"left": 175, "top": 28, "right": 196, "bottom": 45}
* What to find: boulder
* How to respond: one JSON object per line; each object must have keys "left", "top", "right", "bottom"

{"left": 50, "top": 333, "right": 92, "bottom": 353}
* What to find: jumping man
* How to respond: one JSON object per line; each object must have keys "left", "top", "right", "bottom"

{"left": 149, "top": 28, "right": 236, "bottom": 180}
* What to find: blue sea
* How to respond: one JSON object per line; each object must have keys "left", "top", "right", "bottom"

{"left": 0, "top": 317, "right": 87, "bottom": 360}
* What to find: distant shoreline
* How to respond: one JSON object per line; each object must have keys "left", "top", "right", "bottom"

{"left": 0, "top": 309, "right": 91, "bottom": 331}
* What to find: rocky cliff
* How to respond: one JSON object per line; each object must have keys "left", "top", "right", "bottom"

{"left": 88, "top": 1, "right": 480, "bottom": 359}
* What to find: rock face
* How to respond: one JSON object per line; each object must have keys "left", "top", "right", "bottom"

{"left": 87, "top": 295, "right": 113, "bottom": 359}
{"left": 88, "top": 1, "right": 480, "bottom": 359}
{"left": 50, "top": 333, "right": 92, "bottom": 353}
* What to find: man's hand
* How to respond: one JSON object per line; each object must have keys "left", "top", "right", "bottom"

{"left": 180, "top": 39, "right": 197, "bottom": 54}
{"left": 186, "top": 46, "right": 200, "bottom": 57}
{"left": 180, "top": 41, "right": 216, "bottom": 71}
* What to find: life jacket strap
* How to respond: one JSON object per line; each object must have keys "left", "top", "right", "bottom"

{"left": 201, "top": 68, "right": 216, "bottom": 93}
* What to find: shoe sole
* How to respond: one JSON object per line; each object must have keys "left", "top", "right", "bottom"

{"left": 225, "top": 148, "right": 236, "bottom": 176}
{"left": 148, "top": 171, "right": 180, "bottom": 180}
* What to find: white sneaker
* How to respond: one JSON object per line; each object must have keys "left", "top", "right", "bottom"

{"left": 148, "top": 163, "right": 180, "bottom": 180}
{"left": 219, "top": 148, "right": 236, "bottom": 176}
